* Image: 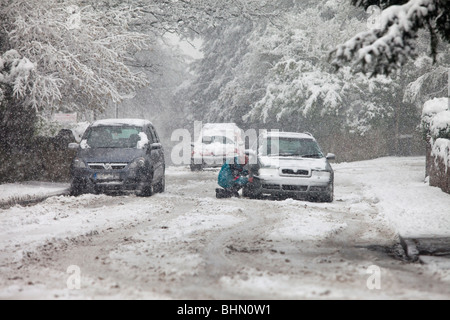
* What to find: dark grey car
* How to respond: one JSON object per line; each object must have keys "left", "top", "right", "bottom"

{"left": 69, "top": 119, "right": 165, "bottom": 197}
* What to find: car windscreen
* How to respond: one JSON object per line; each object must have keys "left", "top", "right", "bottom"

{"left": 202, "top": 136, "right": 235, "bottom": 145}
{"left": 260, "top": 137, "right": 324, "bottom": 158}
{"left": 84, "top": 126, "right": 144, "bottom": 149}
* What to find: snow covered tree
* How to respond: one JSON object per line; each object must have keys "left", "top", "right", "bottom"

{"left": 403, "top": 49, "right": 450, "bottom": 108}
{"left": 186, "top": 1, "right": 393, "bottom": 131}
{"left": 0, "top": 0, "right": 152, "bottom": 181}
{"left": 180, "top": 0, "right": 424, "bottom": 160}
{"left": 0, "top": 0, "right": 151, "bottom": 116}
{"left": 330, "top": 0, "right": 450, "bottom": 76}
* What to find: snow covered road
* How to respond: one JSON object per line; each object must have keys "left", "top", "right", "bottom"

{"left": 0, "top": 157, "right": 449, "bottom": 299}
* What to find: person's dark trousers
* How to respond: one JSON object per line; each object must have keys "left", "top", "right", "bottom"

{"left": 228, "top": 185, "right": 242, "bottom": 197}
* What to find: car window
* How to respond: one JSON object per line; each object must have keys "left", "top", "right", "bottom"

{"left": 85, "top": 126, "right": 143, "bottom": 149}
{"left": 146, "top": 127, "right": 155, "bottom": 144}
{"left": 150, "top": 127, "right": 160, "bottom": 143}
{"left": 260, "top": 137, "right": 323, "bottom": 158}
{"left": 202, "top": 136, "right": 234, "bottom": 145}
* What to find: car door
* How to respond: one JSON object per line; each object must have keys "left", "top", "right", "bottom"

{"left": 147, "top": 125, "right": 164, "bottom": 180}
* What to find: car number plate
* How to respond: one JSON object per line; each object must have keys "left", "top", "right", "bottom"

{"left": 95, "top": 173, "right": 119, "bottom": 180}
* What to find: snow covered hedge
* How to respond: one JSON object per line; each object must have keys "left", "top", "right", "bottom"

{"left": 422, "top": 98, "right": 450, "bottom": 140}
{"left": 432, "top": 138, "right": 450, "bottom": 168}
{"left": 422, "top": 98, "right": 450, "bottom": 193}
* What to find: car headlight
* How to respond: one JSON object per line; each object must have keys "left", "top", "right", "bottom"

{"left": 311, "top": 170, "right": 331, "bottom": 180}
{"left": 73, "top": 158, "right": 87, "bottom": 169}
{"left": 258, "top": 168, "right": 279, "bottom": 176}
{"left": 129, "top": 157, "right": 146, "bottom": 170}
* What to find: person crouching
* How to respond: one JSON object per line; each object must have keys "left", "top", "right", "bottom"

{"left": 216, "top": 155, "right": 249, "bottom": 198}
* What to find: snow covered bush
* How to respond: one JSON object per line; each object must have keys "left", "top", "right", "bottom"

{"left": 430, "top": 111, "right": 450, "bottom": 140}
{"left": 432, "top": 138, "right": 450, "bottom": 170}
{"left": 421, "top": 97, "right": 450, "bottom": 139}
{"left": 422, "top": 98, "right": 450, "bottom": 191}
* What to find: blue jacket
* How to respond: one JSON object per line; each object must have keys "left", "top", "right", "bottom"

{"left": 218, "top": 157, "right": 249, "bottom": 189}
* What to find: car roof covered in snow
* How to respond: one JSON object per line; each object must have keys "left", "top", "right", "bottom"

{"left": 199, "top": 123, "right": 243, "bottom": 140}
{"left": 91, "top": 119, "right": 153, "bottom": 128}
{"left": 203, "top": 122, "right": 239, "bottom": 128}
{"left": 201, "top": 123, "right": 241, "bottom": 133}
{"left": 262, "top": 131, "right": 315, "bottom": 140}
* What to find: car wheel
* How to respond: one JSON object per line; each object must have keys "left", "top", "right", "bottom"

{"left": 216, "top": 188, "right": 232, "bottom": 199}
{"left": 242, "top": 186, "right": 251, "bottom": 198}
{"left": 190, "top": 164, "right": 203, "bottom": 171}
{"left": 243, "top": 186, "right": 261, "bottom": 199}
{"left": 321, "top": 183, "right": 334, "bottom": 203}
{"left": 154, "top": 176, "right": 165, "bottom": 193}
{"left": 138, "top": 171, "right": 154, "bottom": 197}
{"left": 70, "top": 180, "right": 85, "bottom": 197}
{"left": 138, "top": 183, "right": 153, "bottom": 197}
{"left": 190, "top": 159, "right": 203, "bottom": 171}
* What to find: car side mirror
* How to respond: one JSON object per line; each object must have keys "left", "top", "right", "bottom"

{"left": 326, "top": 153, "right": 336, "bottom": 161}
{"left": 245, "top": 149, "right": 256, "bottom": 157}
{"left": 245, "top": 149, "right": 259, "bottom": 165}
{"left": 151, "top": 143, "right": 162, "bottom": 150}
{"left": 68, "top": 143, "right": 80, "bottom": 150}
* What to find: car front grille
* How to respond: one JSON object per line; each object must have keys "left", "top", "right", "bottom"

{"left": 262, "top": 184, "right": 309, "bottom": 192}
{"left": 282, "top": 185, "right": 308, "bottom": 192}
{"left": 309, "top": 186, "right": 328, "bottom": 192}
{"left": 262, "top": 184, "right": 281, "bottom": 190}
{"left": 281, "top": 169, "right": 309, "bottom": 176}
{"left": 88, "top": 163, "right": 128, "bottom": 170}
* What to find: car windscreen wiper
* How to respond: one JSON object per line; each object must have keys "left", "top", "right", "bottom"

{"left": 267, "top": 153, "right": 298, "bottom": 157}
{"left": 279, "top": 153, "right": 298, "bottom": 157}
{"left": 268, "top": 153, "right": 303, "bottom": 157}
{"left": 300, "top": 154, "right": 323, "bottom": 158}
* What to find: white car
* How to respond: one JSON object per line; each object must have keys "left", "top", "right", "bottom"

{"left": 244, "top": 131, "right": 335, "bottom": 202}
{"left": 191, "top": 123, "right": 244, "bottom": 171}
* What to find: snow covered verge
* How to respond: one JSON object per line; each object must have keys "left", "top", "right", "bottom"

{"left": 422, "top": 98, "right": 450, "bottom": 193}
{"left": 0, "top": 182, "right": 69, "bottom": 208}
{"left": 335, "top": 157, "right": 450, "bottom": 238}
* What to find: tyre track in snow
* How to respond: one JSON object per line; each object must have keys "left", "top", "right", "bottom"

{"left": 203, "top": 200, "right": 272, "bottom": 276}
{"left": 1, "top": 194, "right": 199, "bottom": 299}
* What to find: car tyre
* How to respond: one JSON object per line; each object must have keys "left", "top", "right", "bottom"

{"left": 190, "top": 163, "right": 203, "bottom": 171}
{"left": 154, "top": 176, "right": 165, "bottom": 193}
{"left": 70, "top": 180, "right": 86, "bottom": 197}
{"left": 216, "top": 188, "right": 232, "bottom": 199}
{"left": 138, "top": 183, "right": 153, "bottom": 197}
{"left": 138, "top": 172, "right": 154, "bottom": 197}
{"left": 243, "top": 186, "right": 261, "bottom": 199}
{"left": 321, "top": 183, "right": 334, "bottom": 203}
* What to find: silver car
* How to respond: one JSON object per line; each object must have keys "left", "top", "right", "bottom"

{"left": 190, "top": 123, "right": 244, "bottom": 171}
{"left": 244, "top": 131, "right": 335, "bottom": 202}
